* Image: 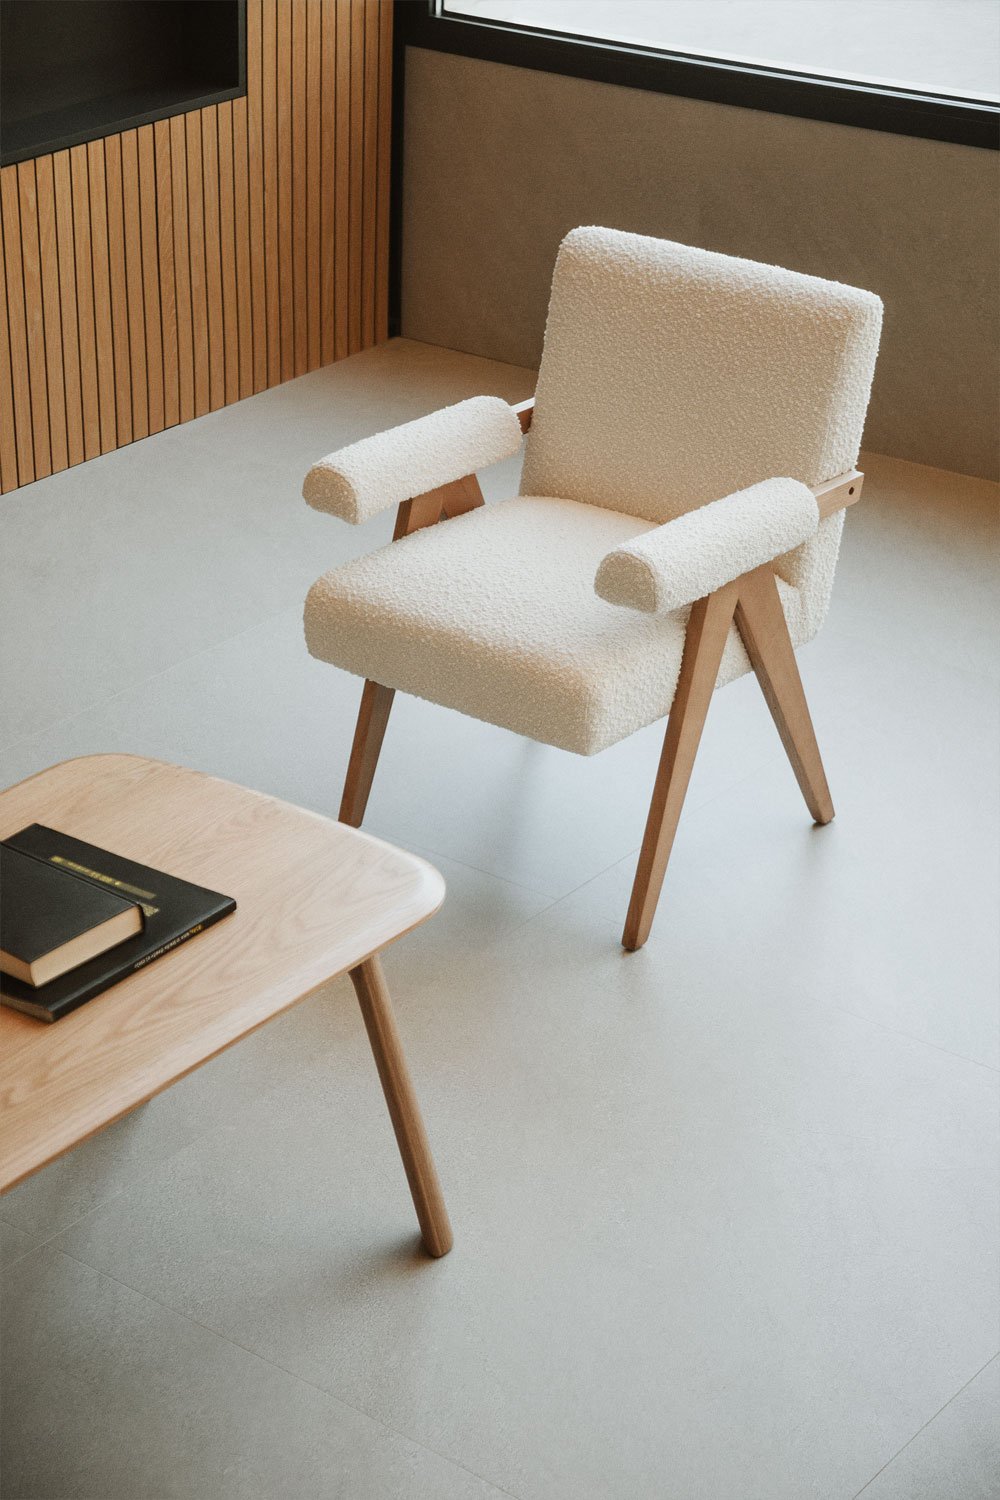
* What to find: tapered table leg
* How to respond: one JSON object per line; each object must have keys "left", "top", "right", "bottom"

{"left": 349, "top": 956, "right": 453, "bottom": 1257}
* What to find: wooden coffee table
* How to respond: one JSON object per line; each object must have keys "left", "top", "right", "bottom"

{"left": 0, "top": 755, "right": 453, "bottom": 1257}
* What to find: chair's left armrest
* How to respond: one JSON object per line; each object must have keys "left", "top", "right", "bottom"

{"left": 595, "top": 476, "right": 822, "bottom": 615}
{"left": 303, "top": 396, "right": 524, "bottom": 524}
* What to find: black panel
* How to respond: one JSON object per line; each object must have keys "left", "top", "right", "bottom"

{"left": 1, "top": 0, "right": 247, "bottom": 165}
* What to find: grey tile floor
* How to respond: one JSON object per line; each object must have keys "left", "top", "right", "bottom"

{"left": 1, "top": 339, "right": 997, "bottom": 1499}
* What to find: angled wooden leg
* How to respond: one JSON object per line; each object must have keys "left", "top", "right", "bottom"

{"left": 623, "top": 580, "right": 740, "bottom": 952}
{"left": 733, "top": 565, "right": 835, "bottom": 825}
{"left": 339, "top": 680, "right": 394, "bottom": 827}
{"left": 349, "top": 956, "right": 453, "bottom": 1258}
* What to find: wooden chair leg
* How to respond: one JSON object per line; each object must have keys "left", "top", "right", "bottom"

{"left": 623, "top": 580, "right": 740, "bottom": 952}
{"left": 339, "top": 680, "right": 394, "bottom": 827}
{"left": 733, "top": 565, "right": 835, "bottom": 825}
{"left": 349, "top": 956, "right": 453, "bottom": 1258}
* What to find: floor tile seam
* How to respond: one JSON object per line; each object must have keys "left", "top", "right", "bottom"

{"left": 526, "top": 757, "right": 773, "bottom": 918}
{"left": 0, "top": 602, "right": 307, "bottom": 760}
{"left": 849, "top": 1352, "right": 1000, "bottom": 1499}
{"left": 42, "top": 1242, "right": 525, "bottom": 1500}
{"left": 5, "top": 1113, "right": 233, "bottom": 1260}
{"left": 391, "top": 837, "right": 562, "bottom": 905}
{"left": 828, "top": 999, "right": 1000, "bottom": 1076}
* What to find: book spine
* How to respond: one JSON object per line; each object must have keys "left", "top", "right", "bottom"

{"left": 46, "top": 907, "right": 232, "bottom": 1022}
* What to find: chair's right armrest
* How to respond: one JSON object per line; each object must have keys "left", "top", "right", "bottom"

{"left": 595, "top": 477, "right": 820, "bottom": 614}
{"left": 303, "top": 396, "right": 524, "bottom": 525}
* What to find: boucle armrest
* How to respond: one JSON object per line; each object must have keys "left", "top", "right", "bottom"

{"left": 303, "top": 396, "right": 524, "bottom": 524}
{"left": 594, "top": 477, "right": 819, "bottom": 614}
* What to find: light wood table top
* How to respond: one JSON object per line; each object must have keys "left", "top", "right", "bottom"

{"left": 0, "top": 755, "right": 445, "bottom": 1202}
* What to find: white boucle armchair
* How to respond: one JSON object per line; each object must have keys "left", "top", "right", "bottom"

{"left": 303, "top": 227, "right": 882, "bottom": 950}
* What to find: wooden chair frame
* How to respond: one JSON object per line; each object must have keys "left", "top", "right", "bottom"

{"left": 338, "top": 398, "right": 863, "bottom": 951}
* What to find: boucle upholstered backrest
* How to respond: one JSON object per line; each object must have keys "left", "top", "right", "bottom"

{"left": 521, "top": 227, "right": 883, "bottom": 523}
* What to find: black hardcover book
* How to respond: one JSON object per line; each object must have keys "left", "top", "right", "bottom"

{"left": 0, "top": 825, "right": 236, "bottom": 1022}
{"left": 0, "top": 843, "right": 144, "bottom": 986}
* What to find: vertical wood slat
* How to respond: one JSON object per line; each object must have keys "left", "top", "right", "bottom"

{"left": 3, "top": 0, "right": 392, "bottom": 492}
{"left": 320, "top": 0, "right": 337, "bottom": 367}
{"left": 232, "top": 98, "right": 254, "bottom": 400}
{"left": 137, "top": 125, "right": 165, "bottom": 435}
{"left": 335, "top": 0, "right": 352, "bottom": 363}
{"left": 2, "top": 166, "right": 35, "bottom": 484}
{"left": 0, "top": 209, "right": 20, "bottom": 492}
{"left": 291, "top": 0, "right": 308, "bottom": 377}
{"left": 18, "top": 162, "right": 52, "bottom": 478}
{"left": 87, "top": 140, "right": 117, "bottom": 454}
{"left": 201, "top": 107, "right": 226, "bottom": 412}
{"left": 154, "top": 120, "right": 180, "bottom": 431}
{"left": 361, "top": 0, "right": 379, "bottom": 350}
{"left": 68, "top": 146, "right": 100, "bottom": 463}
{"left": 306, "top": 0, "right": 323, "bottom": 372}
{"left": 348, "top": 0, "right": 365, "bottom": 355}
{"left": 120, "top": 132, "right": 148, "bottom": 442}
{"left": 185, "top": 111, "right": 210, "bottom": 419}
{"left": 261, "top": 0, "right": 281, "bottom": 390}
{"left": 104, "top": 134, "right": 133, "bottom": 447}
{"left": 245, "top": 0, "right": 267, "bottom": 395}
{"left": 169, "top": 115, "right": 194, "bottom": 426}
{"left": 52, "top": 151, "right": 85, "bottom": 468}
{"left": 216, "top": 102, "right": 240, "bottom": 407}
{"left": 34, "top": 155, "right": 69, "bottom": 474}
{"left": 375, "top": 0, "right": 393, "bottom": 344}
{"left": 276, "top": 0, "right": 294, "bottom": 383}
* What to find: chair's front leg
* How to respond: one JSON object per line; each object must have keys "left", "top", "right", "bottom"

{"left": 623, "top": 580, "right": 740, "bottom": 951}
{"left": 339, "top": 474, "right": 487, "bottom": 829}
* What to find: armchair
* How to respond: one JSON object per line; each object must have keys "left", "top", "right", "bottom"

{"left": 303, "top": 227, "right": 882, "bottom": 949}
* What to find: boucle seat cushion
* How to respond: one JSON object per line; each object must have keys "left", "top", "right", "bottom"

{"left": 305, "top": 496, "right": 809, "bottom": 757}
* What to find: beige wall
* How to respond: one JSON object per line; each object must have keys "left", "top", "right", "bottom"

{"left": 401, "top": 48, "right": 999, "bottom": 478}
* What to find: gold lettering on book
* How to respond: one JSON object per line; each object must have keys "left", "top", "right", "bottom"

{"left": 133, "top": 924, "right": 204, "bottom": 969}
{"left": 48, "top": 855, "right": 159, "bottom": 916}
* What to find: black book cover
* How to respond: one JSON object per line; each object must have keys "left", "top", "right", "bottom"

{"left": 0, "top": 825, "right": 236, "bottom": 1022}
{"left": 1, "top": 842, "right": 141, "bottom": 971}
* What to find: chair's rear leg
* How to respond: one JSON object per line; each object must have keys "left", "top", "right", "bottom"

{"left": 623, "top": 581, "right": 740, "bottom": 952}
{"left": 733, "top": 566, "right": 834, "bottom": 825}
{"left": 339, "top": 680, "right": 395, "bottom": 827}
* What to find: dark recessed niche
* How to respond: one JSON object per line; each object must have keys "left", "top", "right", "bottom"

{"left": 0, "top": 0, "right": 246, "bottom": 166}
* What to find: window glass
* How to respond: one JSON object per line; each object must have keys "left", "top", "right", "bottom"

{"left": 442, "top": 0, "right": 1000, "bottom": 102}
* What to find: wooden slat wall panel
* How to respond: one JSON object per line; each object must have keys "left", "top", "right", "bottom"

{"left": 68, "top": 146, "right": 100, "bottom": 464}
{"left": 154, "top": 120, "right": 180, "bottom": 431}
{"left": 246, "top": 1, "right": 268, "bottom": 395}
{"left": 0, "top": 209, "right": 20, "bottom": 491}
{"left": 52, "top": 152, "right": 84, "bottom": 468}
{"left": 375, "top": 0, "right": 392, "bottom": 344}
{"left": 18, "top": 162, "right": 52, "bottom": 478}
{"left": 169, "top": 115, "right": 195, "bottom": 426}
{"left": 0, "top": 0, "right": 392, "bottom": 493}
{"left": 86, "top": 141, "right": 117, "bottom": 454}
{"left": 34, "top": 156, "right": 68, "bottom": 475}
{"left": 104, "top": 135, "right": 133, "bottom": 448}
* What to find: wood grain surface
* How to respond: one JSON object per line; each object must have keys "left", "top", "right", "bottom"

{"left": 0, "top": 755, "right": 444, "bottom": 1192}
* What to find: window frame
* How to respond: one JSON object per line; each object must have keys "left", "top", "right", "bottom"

{"left": 398, "top": 0, "right": 1000, "bottom": 151}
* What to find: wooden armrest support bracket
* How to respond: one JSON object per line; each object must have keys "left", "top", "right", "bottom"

{"left": 513, "top": 398, "right": 535, "bottom": 434}
{"left": 813, "top": 469, "right": 863, "bottom": 520}
{"left": 392, "top": 472, "right": 486, "bottom": 540}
